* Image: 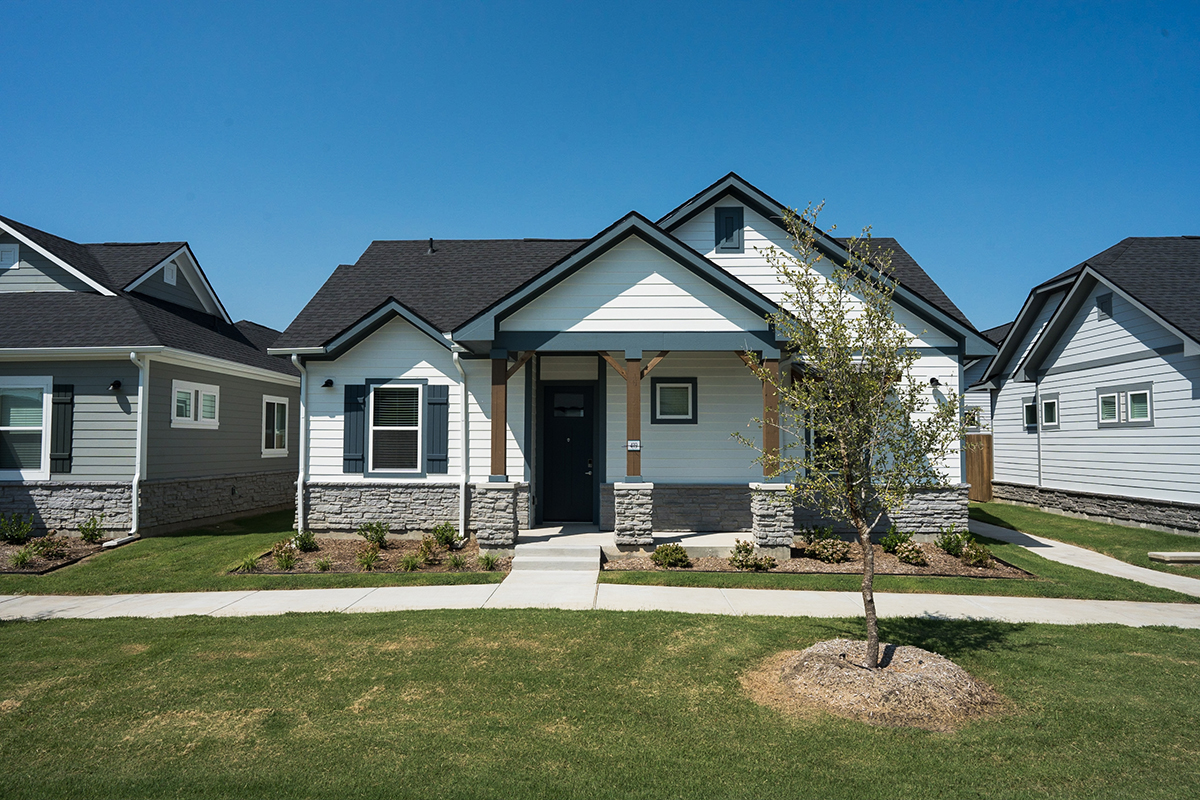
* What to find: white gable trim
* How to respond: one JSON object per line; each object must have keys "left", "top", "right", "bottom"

{"left": 269, "top": 299, "right": 458, "bottom": 358}
{"left": 123, "top": 244, "right": 233, "bottom": 323}
{"left": 0, "top": 218, "right": 116, "bottom": 296}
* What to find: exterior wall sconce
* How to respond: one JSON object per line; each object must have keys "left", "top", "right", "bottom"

{"left": 108, "top": 380, "right": 122, "bottom": 392}
{"left": 929, "top": 377, "right": 941, "bottom": 388}
{"left": 322, "top": 379, "right": 334, "bottom": 388}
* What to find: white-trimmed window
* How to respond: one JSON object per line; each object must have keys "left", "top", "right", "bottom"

{"left": 172, "top": 380, "right": 220, "bottom": 429}
{"left": 651, "top": 378, "right": 698, "bottom": 424}
{"left": 369, "top": 384, "right": 422, "bottom": 472}
{"left": 1023, "top": 401, "right": 1038, "bottom": 428}
{"left": 1096, "top": 383, "right": 1153, "bottom": 428}
{"left": 262, "top": 395, "right": 288, "bottom": 457}
{"left": 1098, "top": 393, "right": 1119, "bottom": 424}
{"left": 1041, "top": 398, "right": 1058, "bottom": 428}
{"left": 0, "top": 377, "right": 52, "bottom": 479}
{"left": 1128, "top": 390, "right": 1151, "bottom": 422}
{"left": 0, "top": 243, "right": 19, "bottom": 270}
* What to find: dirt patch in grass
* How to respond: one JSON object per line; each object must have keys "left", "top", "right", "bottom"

{"left": 606, "top": 542, "right": 1028, "bottom": 579}
{"left": 245, "top": 538, "right": 511, "bottom": 575}
{"left": 742, "top": 639, "right": 1007, "bottom": 731}
{"left": 0, "top": 537, "right": 103, "bottom": 574}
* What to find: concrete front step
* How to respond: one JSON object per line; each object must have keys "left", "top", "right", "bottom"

{"left": 511, "top": 544, "right": 602, "bottom": 571}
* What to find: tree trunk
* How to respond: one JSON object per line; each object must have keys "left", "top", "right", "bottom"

{"left": 854, "top": 515, "right": 880, "bottom": 669}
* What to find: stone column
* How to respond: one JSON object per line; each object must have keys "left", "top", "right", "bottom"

{"left": 888, "top": 484, "right": 970, "bottom": 540}
{"left": 750, "top": 482, "right": 794, "bottom": 558}
{"left": 472, "top": 482, "right": 518, "bottom": 551}
{"left": 613, "top": 482, "right": 653, "bottom": 548}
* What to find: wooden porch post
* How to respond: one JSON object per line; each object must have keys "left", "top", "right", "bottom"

{"left": 626, "top": 357, "right": 641, "bottom": 480}
{"left": 490, "top": 357, "right": 507, "bottom": 479}
{"left": 762, "top": 358, "right": 780, "bottom": 477}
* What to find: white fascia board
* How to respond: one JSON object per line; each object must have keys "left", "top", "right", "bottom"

{"left": 0, "top": 346, "right": 167, "bottom": 360}
{"left": 152, "top": 348, "right": 300, "bottom": 386}
{"left": 123, "top": 245, "right": 189, "bottom": 293}
{"left": 0, "top": 219, "right": 116, "bottom": 296}
{"left": 0, "top": 346, "right": 298, "bottom": 385}
{"left": 124, "top": 245, "right": 232, "bottom": 324}
{"left": 267, "top": 346, "right": 327, "bottom": 356}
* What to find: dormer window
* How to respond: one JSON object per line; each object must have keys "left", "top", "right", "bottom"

{"left": 715, "top": 207, "right": 744, "bottom": 253}
{"left": 0, "top": 243, "right": 18, "bottom": 270}
{"left": 164, "top": 261, "right": 177, "bottom": 286}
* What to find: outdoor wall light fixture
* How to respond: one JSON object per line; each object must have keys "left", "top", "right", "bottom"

{"left": 108, "top": 380, "right": 122, "bottom": 392}
{"left": 322, "top": 379, "right": 334, "bottom": 388}
{"left": 929, "top": 377, "right": 941, "bottom": 388}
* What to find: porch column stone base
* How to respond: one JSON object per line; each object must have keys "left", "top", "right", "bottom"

{"left": 472, "top": 482, "right": 519, "bottom": 549}
{"left": 750, "top": 482, "right": 795, "bottom": 550}
{"left": 887, "top": 484, "right": 970, "bottom": 538}
{"left": 614, "top": 482, "right": 654, "bottom": 547}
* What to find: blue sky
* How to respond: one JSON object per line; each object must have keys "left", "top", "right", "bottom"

{"left": 3, "top": 1, "right": 1197, "bottom": 333}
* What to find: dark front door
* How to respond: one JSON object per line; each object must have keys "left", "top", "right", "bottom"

{"left": 542, "top": 385, "right": 595, "bottom": 522}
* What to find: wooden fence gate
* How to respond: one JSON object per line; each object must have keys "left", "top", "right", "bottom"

{"left": 965, "top": 433, "right": 993, "bottom": 502}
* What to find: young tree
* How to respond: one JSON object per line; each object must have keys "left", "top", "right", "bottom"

{"left": 741, "top": 203, "right": 968, "bottom": 669}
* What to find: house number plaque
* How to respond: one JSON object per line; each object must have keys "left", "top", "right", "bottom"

{"left": 626, "top": 440, "right": 641, "bottom": 451}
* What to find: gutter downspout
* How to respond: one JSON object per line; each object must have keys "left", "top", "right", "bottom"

{"left": 452, "top": 352, "right": 468, "bottom": 542}
{"left": 128, "top": 352, "right": 148, "bottom": 537}
{"left": 292, "top": 355, "right": 308, "bottom": 532}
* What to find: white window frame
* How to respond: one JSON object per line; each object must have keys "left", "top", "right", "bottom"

{"left": 656, "top": 383, "right": 692, "bottom": 420}
{"left": 171, "top": 379, "right": 220, "bottom": 429}
{"left": 0, "top": 242, "right": 19, "bottom": 271}
{"left": 0, "top": 376, "right": 52, "bottom": 480}
{"left": 261, "top": 395, "right": 289, "bottom": 457}
{"left": 1041, "top": 397, "right": 1059, "bottom": 429}
{"left": 1023, "top": 401, "right": 1038, "bottom": 428}
{"left": 1127, "top": 390, "right": 1151, "bottom": 422}
{"left": 367, "top": 382, "right": 423, "bottom": 474}
{"left": 1098, "top": 392, "right": 1119, "bottom": 425}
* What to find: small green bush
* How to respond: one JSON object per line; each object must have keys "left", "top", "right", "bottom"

{"left": 78, "top": 515, "right": 105, "bottom": 544}
{"left": 418, "top": 535, "right": 442, "bottom": 566}
{"left": 356, "top": 522, "right": 389, "bottom": 548}
{"left": 399, "top": 553, "right": 421, "bottom": 572}
{"left": 728, "top": 539, "right": 776, "bottom": 571}
{"left": 356, "top": 543, "right": 381, "bottom": 571}
{"left": 314, "top": 556, "right": 333, "bottom": 572}
{"left": 447, "top": 552, "right": 466, "bottom": 571}
{"left": 291, "top": 529, "right": 319, "bottom": 552}
{"left": 479, "top": 552, "right": 499, "bottom": 571}
{"left": 936, "top": 525, "right": 969, "bottom": 557}
{"left": 432, "top": 522, "right": 461, "bottom": 550}
{"left": 0, "top": 512, "right": 34, "bottom": 545}
{"left": 272, "top": 540, "right": 298, "bottom": 571}
{"left": 29, "top": 534, "right": 69, "bottom": 560}
{"left": 800, "top": 525, "right": 835, "bottom": 546}
{"left": 9, "top": 546, "right": 34, "bottom": 568}
{"left": 238, "top": 554, "right": 260, "bottom": 573}
{"left": 960, "top": 540, "right": 993, "bottom": 568}
{"left": 894, "top": 540, "right": 927, "bottom": 566}
{"left": 651, "top": 543, "right": 691, "bottom": 569}
{"left": 880, "top": 525, "right": 911, "bottom": 554}
{"left": 812, "top": 537, "right": 851, "bottom": 564}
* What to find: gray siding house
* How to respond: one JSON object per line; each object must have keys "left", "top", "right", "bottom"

{"left": 973, "top": 237, "right": 1200, "bottom": 533}
{"left": 0, "top": 215, "right": 300, "bottom": 536}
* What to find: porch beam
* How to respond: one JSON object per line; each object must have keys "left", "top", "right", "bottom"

{"left": 490, "top": 357, "right": 508, "bottom": 479}
{"left": 626, "top": 357, "right": 641, "bottom": 480}
{"left": 640, "top": 350, "right": 670, "bottom": 379}
{"left": 598, "top": 351, "right": 627, "bottom": 381}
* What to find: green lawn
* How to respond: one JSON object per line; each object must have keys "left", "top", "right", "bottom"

{"left": 600, "top": 533, "right": 1198, "bottom": 603}
{"left": 972, "top": 502, "right": 1200, "bottom": 579}
{"left": 0, "top": 512, "right": 503, "bottom": 596}
{"left": 1, "top": 610, "right": 1197, "bottom": 799}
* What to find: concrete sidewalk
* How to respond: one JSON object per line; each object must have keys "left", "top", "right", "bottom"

{"left": 970, "top": 520, "right": 1200, "bottom": 598}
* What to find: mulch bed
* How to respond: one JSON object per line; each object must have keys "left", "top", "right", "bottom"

{"left": 248, "top": 537, "right": 511, "bottom": 575}
{"left": 604, "top": 541, "right": 1030, "bottom": 579}
{"left": 0, "top": 538, "right": 104, "bottom": 574}
{"left": 741, "top": 639, "right": 1008, "bottom": 731}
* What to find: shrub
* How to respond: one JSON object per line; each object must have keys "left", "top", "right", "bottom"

{"left": 728, "top": 539, "right": 776, "bottom": 572}
{"left": 936, "top": 525, "right": 969, "bottom": 557}
{"left": 314, "top": 556, "right": 333, "bottom": 572}
{"left": 400, "top": 553, "right": 421, "bottom": 572}
{"left": 272, "top": 540, "right": 298, "bottom": 571}
{"left": 356, "top": 543, "right": 381, "bottom": 571}
{"left": 895, "top": 540, "right": 927, "bottom": 566}
{"left": 238, "top": 554, "right": 260, "bottom": 573}
{"left": 78, "top": 515, "right": 105, "bottom": 544}
{"left": 447, "top": 552, "right": 466, "bottom": 571}
{"left": 800, "top": 525, "right": 835, "bottom": 546}
{"left": 10, "top": 546, "right": 34, "bottom": 568}
{"left": 432, "top": 522, "right": 461, "bottom": 550}
{"left": 0, "top": 513, "right": 33, "bottom": 545}
{"left": 418, "top": 535, "right": 442, "bottom": 566}
{"left": 960, "top": 540, "right": 993, "bottom": 568}
{"left": 479, "top": 552, "right": 499, "bottom": 571}
{"left": 29, "top": 534, "right": 69, "bottom": 560}
{"left": 880, "top": 525, "right": 911, "bottom": 554}
{"left": 812, "top": 537, "right": 851, "bottom": 564}
{"left": 356, "top": 522, "right": 389, "bottom": 548}
{"left": 291, "top": 529, "right": 319, "bottom": 552}
{"left": 651, "top": 543, "right": 691, "bottom": 569}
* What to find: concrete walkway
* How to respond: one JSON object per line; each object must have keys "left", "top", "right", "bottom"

{"left": 970, "top": 520, "right": 1200, "bottom": 598}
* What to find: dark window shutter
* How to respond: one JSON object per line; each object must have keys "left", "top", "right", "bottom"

{"left": 343, "top": 384, "right": 366, "bottom": 473}
{"left": 425, "top": 385, "right": 449, "bottom": 474}
{"left": 50, "top": 384, "right": 74, "bottom": 474}
{"left": 715, "top": 207, "right": 744, "bottom": 252}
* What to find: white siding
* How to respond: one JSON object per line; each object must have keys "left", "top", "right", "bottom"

{"left": 306, "top": 318, "right": 527, "bottom": 483}
{"left": 1043, "top": 283, "right": 1182, "bottom": 369}
{"left": 671, "top": 198, "right": 957, "bottom": 348}
{"left": 502, "top": 236, "right": 769, "bottom": 333}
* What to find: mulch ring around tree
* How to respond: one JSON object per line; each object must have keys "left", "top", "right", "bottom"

{"left": 246, "top": 537, "right": 511, "bottom": 575}
{"left": 741, "top": 639, "right": 1008, "bottom": 731}
{"left": 0, "top": 537, "right": 103, "bottom": 574}
{"left": 604, "top": 541, "right": 1030, "bottom": 579}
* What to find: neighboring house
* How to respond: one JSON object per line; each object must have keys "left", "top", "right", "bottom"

{"left": 972, "top": 237, "right": 1200, "bottom": 534}
{"left": 269, "top": 173, "right": 995, "bottom": 550}
{"left": 963, "top": 322, "right": 1013, "bottom": 431}
{"left": 0, "top": 215, "right": 300, "bottom": 536}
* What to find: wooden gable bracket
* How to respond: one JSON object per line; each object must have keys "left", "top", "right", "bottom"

{"left": 506, "top": 350, "right": 534, "bottom": 380}
{"left": 640, "top": 351, "right": 669, "bottom": 379}
{"left": 598, "top": 351, "right": 627, "bottom": 380}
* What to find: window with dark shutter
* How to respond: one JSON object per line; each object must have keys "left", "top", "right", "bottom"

{"left": 343, "top": 384, "right": 366, "bottom": 473}
{"left": 50, "top": 384, "right": 74, "bottom": 473}
{"left": 425, "top": 385, "right": 449, "bottom": 474}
